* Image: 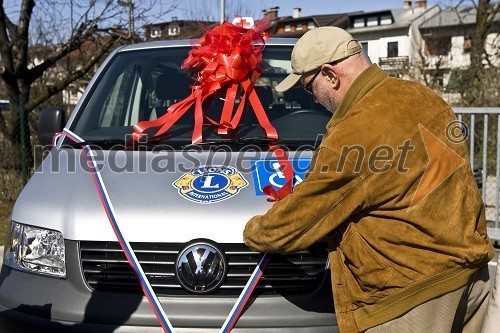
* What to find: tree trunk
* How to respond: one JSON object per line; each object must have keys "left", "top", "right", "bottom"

{"left": 0, "top": 108, "right": 6, "bottom": 136}
{"left": 464, "top": 0, "right": 490, "bottom": 106}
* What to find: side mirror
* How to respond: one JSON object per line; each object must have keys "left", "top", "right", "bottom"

{"left": 38, "top": 108, "right": 66, "bottom": 146}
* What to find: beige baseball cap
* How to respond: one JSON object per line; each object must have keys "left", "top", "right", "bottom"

{"left": 275, "top": 27, "right": 362, "bottom": 92}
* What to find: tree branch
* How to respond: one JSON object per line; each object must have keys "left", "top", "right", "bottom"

{"left": 0, "top": 0, "right": 14, "bottom": 72}
{"left": 0, "top": 107, "right": 7, "bottom": 137}
{"left": 485, "top": 1, "right": 500, "bottom": 30}
{"left": 17, "top": 0, "right": 34, "bottom": 38}
{"left": 1, "top": 3, "right": 17, "bottom": 37}
{"left": 27, "top": 0, "right": 117, "bottom": 84}
{"left": 27, "top": 23, "right": 98, "bottom": 84}
{"left": 13, "top": 0, "right": 35, "bottom": 76}
{"left": 26, "top": 36, "right": 121, "bottom": 112}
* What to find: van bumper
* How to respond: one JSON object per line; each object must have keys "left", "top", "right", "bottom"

{"left": 0, "top": 240, "right": 338, "bottom": 332}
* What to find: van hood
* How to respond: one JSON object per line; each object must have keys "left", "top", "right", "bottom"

{"left": 13, "top": 148, "right": 313, "bottom": 243}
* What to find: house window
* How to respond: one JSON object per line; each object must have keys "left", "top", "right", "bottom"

{"left": 380, "top": 14, "right": 392, "bottom": 25}
{"left": 367, "top": 17, "right": 378, "bottom": 27}
{"left": 433, "top": 75, "right": 444, "bottom": 87}
{"left": 296, "top": 24, "right": 303, "bottom": 31}
{"left": 361, "top": 42, "right": 368, "bottom": 53}
{"left": 307, "top": 22, "right": 315, "bottom": 29}
{"left": 387, "top": 42, "right": 398, "bottom": 57}
{"left": 425, "top": 37, "right": 451, "bottom": 56}
{"left": 463, "top": 36, "right": 472, "bottom": 53}
{"left": 353, "top": 18, "right": 365, "bottom": 28}
{"left": 150, "top": 28, "right": 161, "bottom": 38}
{"left": 168, "top": 24, "right": 180, "bottom": 36}
{"left": 285, "top": 24, "right": 291, "bottom": 32}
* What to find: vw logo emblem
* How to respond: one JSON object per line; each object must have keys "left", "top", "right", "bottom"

{"left": 175, "top": 241, "right": 227, "bottom": 294}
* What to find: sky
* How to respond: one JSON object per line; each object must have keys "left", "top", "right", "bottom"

{"left": 257, "top": 0, "right": 461, "bottom": 16}
{"left": 163, "top": 0, "right": 466, "bottom": 22}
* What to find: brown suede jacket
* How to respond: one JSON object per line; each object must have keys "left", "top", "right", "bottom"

{"left": 243, "top": 64, "right": 494, "bottom": 332}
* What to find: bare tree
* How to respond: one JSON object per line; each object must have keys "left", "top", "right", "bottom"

{"left": 0, "top": 0, "right": 178, "bottom": 166}
{"left": 414, "top": 38, "right": 451, "bottom": 91}
{"left": 462, "top": 0, "right": 500, "bottom": 106}
{"left": 411, "top": 0, "right": 499, "bottom": 106}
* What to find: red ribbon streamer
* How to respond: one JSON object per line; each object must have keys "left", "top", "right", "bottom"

{"left": 132, "top": 20, "right": 293, "bottom": 200}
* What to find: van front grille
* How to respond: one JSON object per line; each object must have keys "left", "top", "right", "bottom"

{"left": 79, "top": 241, "right": 328, "bottom": 296}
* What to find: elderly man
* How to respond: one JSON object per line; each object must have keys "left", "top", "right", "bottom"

{"left": 243, "top": 27, "right": 494, "bottom": 333}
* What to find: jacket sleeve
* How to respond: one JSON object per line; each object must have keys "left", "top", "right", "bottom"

{"left": 243, "top": 146, "right": 367, "bottom": 254}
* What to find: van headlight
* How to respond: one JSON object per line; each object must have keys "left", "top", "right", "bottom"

{"left": 4, "top": 222, "right": 66, "bottom": 278}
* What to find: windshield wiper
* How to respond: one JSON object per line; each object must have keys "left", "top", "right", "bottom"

{"left": 63, "top": 139, "right": 180, "bottom": 151}
{"left": 182, "top": 137, "right": 306, "bottom": 148}
{"left": 63, "top": 139, "right": 129, "bottom": 148}
{"left": 62, "top": 137, "right": 309, "bottom": 149}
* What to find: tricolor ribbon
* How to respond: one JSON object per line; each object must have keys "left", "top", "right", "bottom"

{"left": 219, "top": 252, "right": 271, "bottom": 332}
{"left": 55, "top": 19, "right": 297, "bottom": 333}
{"left": 60, "top": 128, "right": 176, "bottom": 333}
{"left": 55, "top": 128, "right": 278, "bottom": 332}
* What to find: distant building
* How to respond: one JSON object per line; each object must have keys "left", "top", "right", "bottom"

{"left": 27, "top": 33, "right": 132, "bottom": 109}
{"left": 144, "top": 18, "right": 218, "bottom": 41}
{"left": 347, "top": 0, "right": 440, "bottom": 78}
{"left": 263, "top": 7, "right": 353, "bottom": 38}
{"left": 419, "top": 3, "right": 500, "bottom": 98}
{"left": 33, "top": 2, "right": 497, "bottom": 109}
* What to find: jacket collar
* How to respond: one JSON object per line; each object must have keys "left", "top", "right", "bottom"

{"left": 326, "top": 64, "right": 388, "bottom": 130}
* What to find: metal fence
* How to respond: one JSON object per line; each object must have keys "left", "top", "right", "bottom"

{"left": 454, "top": 107, "right": 500, "bottom": 241}
{"left": 0, "top": 97, "right": 38, "bottom": 202}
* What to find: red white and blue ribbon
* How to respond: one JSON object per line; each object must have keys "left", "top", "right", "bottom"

{"left": 129, "top": 18, "right": 294, "bottom": 327}
{"left": 55, "top": 18, "right": 298, "bottom": 333}
{"left": 59, "top": 128, "right": 176, "bottom": 333}
{"left": 56, "top": 128, "right": 272, "bottom": 332}
{"left": 219, "top": 252, "right": 271, "bottom": 332}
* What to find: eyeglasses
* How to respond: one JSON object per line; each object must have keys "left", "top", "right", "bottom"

{"left": 304, "top": 68, "right": 322, "bottom": 95}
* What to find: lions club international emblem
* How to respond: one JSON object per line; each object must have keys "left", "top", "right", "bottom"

{"left": 173, "top": 166, "right": 248, "bottom": 204}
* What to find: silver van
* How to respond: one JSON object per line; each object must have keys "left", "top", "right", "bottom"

{"left": 0, "top": 39, "right": 338, "bottom": 332}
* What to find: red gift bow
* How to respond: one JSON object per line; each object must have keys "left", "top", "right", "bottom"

{"left": 132, "top": 20, "right": 293, "bottom": 200}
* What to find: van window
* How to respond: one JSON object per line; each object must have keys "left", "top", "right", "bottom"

{"left": 71, "top": 46, "right": 330, "bottom": 148}
{"left": 99, "top": 64, "right": 143, "bottom": 127}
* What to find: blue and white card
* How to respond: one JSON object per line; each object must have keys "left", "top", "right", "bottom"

{"left": 250, "top": 158, "right": 312, "bottom": 195}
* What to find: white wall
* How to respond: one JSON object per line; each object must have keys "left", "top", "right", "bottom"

{"left": 408, "top": 5, "right": 441, "bottom": 64}
{"left": 353, "top": 30, "right": 410, "bottom": 64}
{"left": 450, "top": 36, "right": 470, "bottom": 68}
{"left": 352, "top": 6, "right": 441, "bottom": 65}
{"left": 447, "top": 32, "right": 499, "bottom": 68}
{"left": 486, "top": 33, "right": 500, "bottom": 67}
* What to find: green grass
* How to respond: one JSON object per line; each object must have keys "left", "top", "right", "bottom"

{"left": 0, "top": 200, "right": 13, "bottom": 246}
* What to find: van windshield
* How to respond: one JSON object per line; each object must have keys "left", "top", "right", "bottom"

{"left": 71, "top": 45, "right": 331, "bottom": 149}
